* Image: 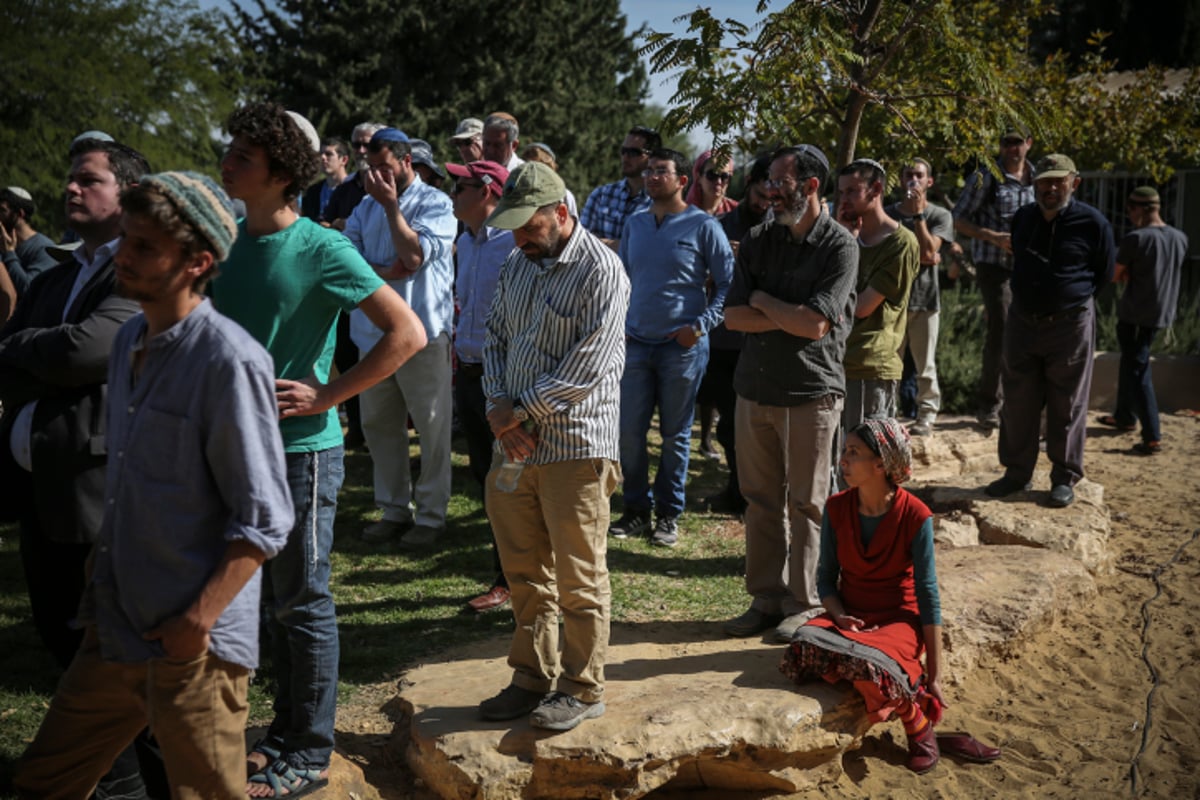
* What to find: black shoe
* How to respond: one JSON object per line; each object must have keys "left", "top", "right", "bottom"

{"left": 984, "top": 475, "right": 1031, "bottom": 498}
{"left": 479, "top": 684, "right": 546, "bottom": 721}
{"left": 1047, "top": 484, "right": 1075, "bottom": 508}
{"left": 706, "top": 488, "right": 747, "bottom": 515}
{"left": 609, "top": 509, "right": 651, "bottom": 539}
{"left": 976, "top": 411, "right": 1000, "bottom": 430}
{"left": 723, "top": 607, "right": 783, "bottom": 637}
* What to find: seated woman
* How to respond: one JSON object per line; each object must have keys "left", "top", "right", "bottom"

{"left": 781, "top": 418, "right": 997, "bottom": 773}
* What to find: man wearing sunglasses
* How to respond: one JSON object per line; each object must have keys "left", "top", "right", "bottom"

{"left": 952, "top": 126, "right": 1036, "bottom": 429}
{"left": 322, "top": 121, "right": 385, "bottom": 232}
{"left": 580, "top": 125, "right": 661, "bottom": 249}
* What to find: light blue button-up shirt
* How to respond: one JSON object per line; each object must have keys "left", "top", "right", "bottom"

{"left": 345, "top": 175, "right": 456, "bottom": 349}
{"left": 455, "top": 224, "right": 514, "bottom": 363}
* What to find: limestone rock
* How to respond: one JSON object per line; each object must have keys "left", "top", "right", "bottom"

{"left": 907, "top": 418, "right": 1000, "bottom": 482}
{"left": 933, "top": 510, "right": 980, "bottom": 548}
{"left": 296, "top": 752, "right": 381, "bottom": 799}
{"left": 936, "top": 545, "right": 1096, "bottom": 683}
{"left": 395, "top": 545, "right": 1096, "bottom": 800}
{"left": 925, "top": 473, "right": 1111, "bottom": 575}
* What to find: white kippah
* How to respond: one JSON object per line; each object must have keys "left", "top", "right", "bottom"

{"left": 5, "top": 186, "right": 32, "bottom": 201}
{"left": 286, "top": 111, "right": 321, "bottom": 153}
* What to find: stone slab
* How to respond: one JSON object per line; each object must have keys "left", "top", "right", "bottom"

{"left": 394, "top": 547, "right": 1095, "bottom": 800}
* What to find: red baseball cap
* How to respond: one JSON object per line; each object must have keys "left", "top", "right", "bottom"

{"left": 444, "top": 160, "right": 509, "bottom": 197}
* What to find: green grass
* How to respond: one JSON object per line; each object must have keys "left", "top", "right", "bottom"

{"left": 0, "top": 424, "right": 747, "bottom": 793}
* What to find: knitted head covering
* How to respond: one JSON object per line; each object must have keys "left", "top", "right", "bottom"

{"left": 852, "top": 418, "right": 912, "bottom": 485}
{"left": 139, "top": 171, "right": 237, "bottom": 261}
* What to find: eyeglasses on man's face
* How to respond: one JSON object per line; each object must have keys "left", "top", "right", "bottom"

{"left": 642, "top": 167, "right": 678, "bottom": 179}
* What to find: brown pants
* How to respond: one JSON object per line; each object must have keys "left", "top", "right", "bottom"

{"left": 486, "top": 457, "right": 619, "bottom": 703}
{"left": 736, "top": 393, "right": 842, "bottom": 614}
{"left": 15, "top": 633, "right": 250, "bottom": 800}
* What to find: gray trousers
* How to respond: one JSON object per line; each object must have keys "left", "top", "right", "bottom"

{"left": 998, "top": 299, "right": 1094, "bottom": 487}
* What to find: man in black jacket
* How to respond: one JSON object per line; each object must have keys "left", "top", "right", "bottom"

{"left": 0, "top": 137, "right": 153, "bottom": 795}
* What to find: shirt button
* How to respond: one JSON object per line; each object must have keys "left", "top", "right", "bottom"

{"left": 127, "top": 405, "right": 135, "bottom": 413}
{"left": 117, "top": 450, "right": 123, "bottom": 459}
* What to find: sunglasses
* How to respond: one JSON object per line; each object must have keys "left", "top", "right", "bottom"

{"left": 621, "top": 146, "right": 648, "bottom": 157}
{"left": 705, "top": 170, "right": 733, "bottom": 183}
{"left": 451, "top": 181, "right": 484, "bottom": 195}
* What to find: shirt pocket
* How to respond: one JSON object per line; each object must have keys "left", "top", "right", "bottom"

{"left": 535, "top": 298, "right": 577, "bottom": 359}
{"left": 126, "top": 407, "right": 191, "bottom": 486}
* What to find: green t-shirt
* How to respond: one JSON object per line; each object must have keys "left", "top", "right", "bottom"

{"left": 844, "top": 225, "right": 918, "bottom": 381}
{"left": 212, "top": 217, "right": 384, "bottom": 452}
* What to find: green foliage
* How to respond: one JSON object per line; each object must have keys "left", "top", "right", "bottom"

{"left": 0, "top": 0, "right": 244, "bottom": 237}
{"left": 641, "top": 0, "right": 1200, "bottom": 183}
{"left": 229, "top": 0, "right": 649, "bottom": 196}
{"left": 1030, "top": 0, "right": 1200, "bottom": 70}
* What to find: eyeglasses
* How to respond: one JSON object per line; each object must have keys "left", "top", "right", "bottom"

{"left": 705, "top": 170, "right": 733, "bottom": 183}
{"left": 621, "top": 147, "right": 649, "bottom": 157}
{"left": 641, "top": 168, "right": 677, "bottom": 178}
{"left": 1000, "top": 138, "right": 1026, "bottom": 147}
{"left": 764, "top": 177, "right": 796, "bottom": 189}
{"left": 451, "top": 181, "right": 484, "bottom": 195}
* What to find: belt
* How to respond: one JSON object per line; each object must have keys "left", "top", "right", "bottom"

{"left": 1013, "top": 301, "right": 1089, "bottom": 323}
{"left": 457, "top": 361, "right": 484, "bottom": 377}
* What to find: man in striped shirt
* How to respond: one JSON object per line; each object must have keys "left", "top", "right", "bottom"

{"left": 478, "top": 162, "right": 630, "bottom": 732}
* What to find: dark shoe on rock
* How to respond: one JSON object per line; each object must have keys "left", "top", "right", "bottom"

{"left": 906, "top": 723, "right": 940, "bottom": 774}
{"left": 984, "top": 475, "right": 1031, "bottom": 498}
{"left": 650, "top": 516, "right": 679, "bottom": 548}
{"left": 1047, "top": 484, "right": 1075, "bottom": 508}
{"left": 609, "top": 509, "right": 651, "bottom": 539}
{"left": 479, "top": 684, "right": 546, "bottom": 721}
{"left": 529, "top": 691, "right": 605, "bottom": 731}
{"left": 361, "top": 518, "right": 413, "bottom": 543}
{"left": 467, "top": 585, "right": 510, "bottom": 612}
{"left": 723, "top": 607, "right": 783, "bottom": 638}
{"left": 976, "top": 411, "right": 1000, "bottom": 430}
{"left": 936, "top": 731, "right": 1001, "bottom": 763}
{"left": 1132, "top": 440, "right": 1162, "bottom": 456}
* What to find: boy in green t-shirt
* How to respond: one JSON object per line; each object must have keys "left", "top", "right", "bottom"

{"left": 836, "top": 159, "right": 919, "bottom": 439}
{"left": 212, "top": 102, "right": 426, "bottom": 798}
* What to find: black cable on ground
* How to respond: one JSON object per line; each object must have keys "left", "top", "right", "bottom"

{"left": 1126, "top": 527, "right": 1199, "bottom": 797}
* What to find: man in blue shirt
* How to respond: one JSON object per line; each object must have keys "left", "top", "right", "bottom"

{"left": 446, "top": 159, "right": 515, "bottom": 611}
{"left": 609, "top": 149, "right": 734, "bottom": 547}
{"left": 15, "top": 172, "right": 293, "bottom": 799}
{"left": 347, "top": 127, "right": 457, "bottom": 549}
{"left": 986, "top": 154, "right": 1114, "bottom": 508}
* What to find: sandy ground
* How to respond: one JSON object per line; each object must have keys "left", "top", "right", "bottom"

{"left": 336, "top": 410, "right": 1200, "bottom": 799}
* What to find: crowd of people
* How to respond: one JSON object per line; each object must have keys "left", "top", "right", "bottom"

{"left": 0, "top": 102, "right": 1186, "bottom": 797}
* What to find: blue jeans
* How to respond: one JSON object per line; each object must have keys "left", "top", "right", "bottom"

{"left": 261, "top": 446, "right": 344, "bottom": 771}
{"left": 1115, "top": 320, "right": 1161, "bottom": 443}
{"left": 619, "top": 337, "right": 709, "bottom": 518}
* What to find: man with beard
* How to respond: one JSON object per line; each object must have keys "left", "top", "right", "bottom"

{"left": 14, "top": 172, "right": 293, "bottom": 799}
{"left": 985, "top": 154, "right": 1113, "bottom": 508}
{"left": 322, "top": 121, "right": 386, "bottom": 231}
{"left": 1, "top": 187, "right": 59, "bottom": 298}
{"left": 477, "top": 162, "right": 629, "bottom": 732}
{"left": 580, "top": 125, "right": 661, "bottom": 248}
{"left": 722, "top": 145, "right": 858, "bottom": 643}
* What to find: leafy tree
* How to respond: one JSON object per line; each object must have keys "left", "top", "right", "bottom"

{"left": 642, "top": 0, "right": 1063, "bottom": 174}
{"left": 228, "top": 0, "right": 649, "bottom": 196}
{"left": 0, "top": 0, "right": 244, "bottom": 237}
{"left": 1030, "top": 0, "right": 1200, "bottom": 70}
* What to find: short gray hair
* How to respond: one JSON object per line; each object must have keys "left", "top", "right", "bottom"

{"left": 484, "top": 114, "right": 519, "bottom": 143}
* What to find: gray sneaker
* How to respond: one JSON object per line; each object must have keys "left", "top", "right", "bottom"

{"left": 361, "top": 518, "right": 413, "bottom": 543}
{"left": 775, "top": 608, "right": 824, "bottom": 643}
{"left": 650, "top": 516, "right": 679, "bottom": 547}
{"left": 479, "top": 684, "right": 546, "bottom": 721}
{"left": 909, "top": 421, "right": 933, "bottom": 437}
{"left": 399, "top": 524, "right": 443, "bottom": 550}
{"left": 529, "top": 691, "right": 605, "bottom": 731}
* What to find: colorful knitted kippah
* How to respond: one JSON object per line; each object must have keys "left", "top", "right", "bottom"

{"left": 140, "top": 171, "right": 237, "bottom": 261}
{"left": 856, "top": 417, "right": 913, "bottom": 485}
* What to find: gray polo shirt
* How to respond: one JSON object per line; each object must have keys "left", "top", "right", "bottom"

{"left": 727, "top": 213, "right": 858, "bottom": 406}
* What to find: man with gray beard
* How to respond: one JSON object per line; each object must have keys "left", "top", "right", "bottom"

{"left": 722, "top": 145, "right": 858, "bottom": 643}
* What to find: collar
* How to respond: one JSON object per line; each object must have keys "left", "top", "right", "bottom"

{"left": 74, "top": 236, "right": 121, "bottom": 272}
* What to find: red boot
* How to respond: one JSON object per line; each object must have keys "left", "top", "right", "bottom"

{"left": 906, "top": 723, "right": 940, "bottom": 774}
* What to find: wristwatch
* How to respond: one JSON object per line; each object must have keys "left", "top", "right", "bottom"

{"left": 691, "top": 324, "right": 704, "bottom": 338}
{"left": 512, "top": 404, "right": 529, "bottom": 423}
{"left": 911, "top": 212, "right": 927, "bottom": 222}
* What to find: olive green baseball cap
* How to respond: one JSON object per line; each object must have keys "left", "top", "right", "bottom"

{"left": 1035, "top": 153, "right": 1077, "bottom": 179}
{"left": 485, "top": 162, "right": 566, "bottom": 229}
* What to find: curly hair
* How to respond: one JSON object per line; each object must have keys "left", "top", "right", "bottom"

{"left": 225, "top": 102, "right": 319, "bottom": 202}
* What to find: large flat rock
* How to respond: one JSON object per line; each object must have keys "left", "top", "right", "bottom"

{"left": 908, "top": 418, "right": 1001, "bottom": 482}
{"left": 392, "top": 547, "right": 1095, "bottom": 800}
{"left": 922, "top": 471, "right": 1112, "bottom": 574}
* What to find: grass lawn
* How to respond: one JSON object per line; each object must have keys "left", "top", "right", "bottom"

{"left": 0, "top": 422, "right": 748, "bottom": 794}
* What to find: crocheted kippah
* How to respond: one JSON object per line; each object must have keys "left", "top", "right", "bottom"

{"left": 856, "top": 418, "right": 913, "bottom": 485}
{"left": 140, "top": 171, "right": 237, "bottom": 261}
{"left": 1130, "top": 186, "right": 1160, "bottom": 204}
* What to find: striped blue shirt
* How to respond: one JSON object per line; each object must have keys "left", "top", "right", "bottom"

{"left": 483, "top": 222, "right": 630, "bottom": 464}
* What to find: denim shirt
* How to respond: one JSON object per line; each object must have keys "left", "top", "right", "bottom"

{"left": 455, "top": 224, "right": 515, "bottom": 363}
{"left": 346, "top": 175, "right": 457, "bottom": 348}
{"left": 82, "top": 300, "right": 293, "bottom": 670}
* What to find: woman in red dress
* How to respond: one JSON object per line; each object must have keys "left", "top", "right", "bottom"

{"left": 781, "top": 418, "right": 946, "bottom": 772}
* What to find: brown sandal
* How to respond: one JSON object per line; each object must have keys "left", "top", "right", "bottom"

{"left": 935, "top": 731, "right": 1001, "bottom": 763}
